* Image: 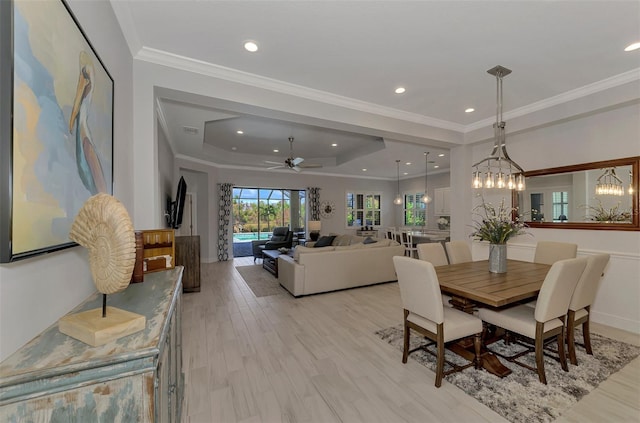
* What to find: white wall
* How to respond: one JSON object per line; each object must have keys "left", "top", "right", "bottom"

{"left": 158, "top": 119, "right": 175, "bottom": 225}
{"left": 459, "top": 103, "right": 640, "bottom": 333}
{"left": 0, "top": 0, "right": 134, "bottom": 360}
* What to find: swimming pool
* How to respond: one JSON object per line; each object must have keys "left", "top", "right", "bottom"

{"left": 233, "top": 232, "right": 272, "bottom": 242}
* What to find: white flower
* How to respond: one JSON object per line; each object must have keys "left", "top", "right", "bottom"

{"left": 437, "top": 217, "right": 449, "bottom": 225}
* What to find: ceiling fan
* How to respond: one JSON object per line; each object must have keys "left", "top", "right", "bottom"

{"left": 265, "top": 136, "right": 323, "bottom": 172}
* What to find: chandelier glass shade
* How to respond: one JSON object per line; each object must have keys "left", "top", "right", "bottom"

{"left": 422, "top": 152, "right": 432, "bottom": 204}
{"left": 595, "top": 168, "right": 624, "bottom": 196}
{"left": 394, "top": 160, "right": 403, "bottom": 205}
{"left": 471, "top": 65, "right": 525, "bottom": 191}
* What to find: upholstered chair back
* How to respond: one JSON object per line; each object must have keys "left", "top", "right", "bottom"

{"left": 393, "top": 256, "right": 444, "bottom": 324}
{"left": 270, "top": 226, "right": 290, "bottom": 241}
{"left": 534, "top": 257, "right": 587, "bottom": 323}
{"left": 445, "top": 241, "right": 472, "bottom": 264}
{"left": 569, "top": 254, "right": 610, "bottom": 312}
{"left": 533, "top": 241, "right": 577, "bottom": 265}
{"left": 417, "top": 243, "right": 449, "bottom": 266}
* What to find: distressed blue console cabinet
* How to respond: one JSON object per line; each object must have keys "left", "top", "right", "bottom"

{"left": 0, "top": 267, "right": 184, "bottom": 422}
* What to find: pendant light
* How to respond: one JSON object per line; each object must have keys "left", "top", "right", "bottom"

{"left": 422, "top": 152, "right": 432, "bottom": 203}
{"left": 595, "top": 168, "right": 624, "bottom": 196}
{"left": 471, "top": 65, "right": 525, "bottom": 191}
{"left": 394, "top": 160, "right": 403, "bottom": 205}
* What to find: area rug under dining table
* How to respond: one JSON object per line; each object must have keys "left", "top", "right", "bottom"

{"left": 375, "top": 325, "right": 640, "bottom": 423}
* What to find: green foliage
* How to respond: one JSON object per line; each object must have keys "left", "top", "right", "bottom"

{"left": 582, "top": 199, "right": 632, "bottom": 222}
{"left": 470, "top": 199, "right": 528, "bottom": 245}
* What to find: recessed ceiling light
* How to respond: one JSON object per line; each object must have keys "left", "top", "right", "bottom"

{"left": 624, "top": 42, "right": 640, "bottom": 52}
{"left": 405, "top": 162, "right": 411, "bottom": 165}
{"left": 231, "top": 147, "right": 237, "bottom": 151}
{"left": 273, "top": 149, "right": 279, "bottom": 153}
{"left": 395, "top": 87, "right": 406, "bottom": 94}
{"left": 362, "top": 168, "right": 367, "bottom": 172}
{"left": 465, "top": 108, "right": 475, "bottom": 113}
{"left": 434, "top": 165, "right": 440, "bottom": 169}
{"left": 331, "top": 143, "right": 338, "bottom": 147}
{"left": 236, "top": 130, "right": 244, "bottom": 135}
{"left": 438, "top": 153, "right": 445, "bottom": 157}
{"left": 403, "top": 172, "right": 408, "bottom": 175}
{"left": 244, "top": 41, "right": 258, "bottom": 52}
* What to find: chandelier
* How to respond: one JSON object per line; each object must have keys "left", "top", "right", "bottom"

{"left": 471, "top": 65, "right": 525, "bottom": 191}
{"left": 595, "top": 168, "right": 624, "bottom": 196}
{"left": 422, "top": 152, "right": 432, "bottom": 204}
{"left": 394, "top": 160, "right": 403, "bottom": 205}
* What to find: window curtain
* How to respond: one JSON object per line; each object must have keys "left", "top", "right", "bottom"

{"left": 218, "top": 183, "right": 234, "bottom": 261}
{"left": 308, "top": 187, "right": 321, "bottom": 221}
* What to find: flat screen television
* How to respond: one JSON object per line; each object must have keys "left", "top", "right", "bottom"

{"left": 166, "top": 176, "right": 187, "bottom": 229}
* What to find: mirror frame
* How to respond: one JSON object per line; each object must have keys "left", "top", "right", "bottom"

{"left": 512, "top": 156, "right": 639, "bottom": 231}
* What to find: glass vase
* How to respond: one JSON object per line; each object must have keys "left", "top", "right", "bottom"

{"left": 489, "top": 244, "right": 507, "bottom": 273}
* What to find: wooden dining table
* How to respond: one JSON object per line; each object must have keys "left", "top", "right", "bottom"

{"left": 434, "top": 259, "right": 552, "bottom": 377}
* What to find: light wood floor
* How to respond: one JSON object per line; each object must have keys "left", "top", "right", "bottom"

{"left": 181, "top": 257, "right": 640, "bottom": 423}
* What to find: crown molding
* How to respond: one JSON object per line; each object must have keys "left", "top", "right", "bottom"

{"left": 109, "top": 0, "right": 142, "bottom": 57}
{"left": 135, "top": 47, "right": 465, "bottom": 133}
{"left": 174, "top": 154, "right": 392, "bottom": 181}
{"left": 465, "top": 68, "right": 640, "bottom": 132}
{"left": 155, "top": 98, "right": 175, "bottom": 155}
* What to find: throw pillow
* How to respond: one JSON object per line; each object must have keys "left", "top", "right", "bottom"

{"left": 363, "top": 237, "right": 377, "bottom": 244}
{"left": 313, "top": 235, "right": 336, "bottom": 248}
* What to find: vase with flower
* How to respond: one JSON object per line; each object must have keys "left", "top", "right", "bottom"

{"left": 470, "top": 199, "right": 528, "bottom": 273}
{"left": 437, "top": 216, "right": 450, "bottom": 230}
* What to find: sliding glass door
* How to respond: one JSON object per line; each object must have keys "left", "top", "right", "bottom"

{"left": 232, "top": 188, "right": 306, "bottom": 241}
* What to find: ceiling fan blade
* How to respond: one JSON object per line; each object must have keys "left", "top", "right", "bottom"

{"left": 292, "top": 166, "right": 301, "bottom": 172}
{"left": 267, "top": 165, "right": 285, "bottom": 170}
{"left": 299, "top": 163, "right": 323, "bottom": 168}
{"left": 292, "top": 157, "right": 304, "bottom": 166}
{"left": 265, "top": 160, "right": 283, "bottom": 165}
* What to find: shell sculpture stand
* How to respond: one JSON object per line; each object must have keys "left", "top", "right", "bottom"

{"left": 58, "top": 194, "right": 146, "bottom": 347}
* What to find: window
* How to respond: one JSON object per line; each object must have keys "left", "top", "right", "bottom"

{"left": 552, "top": 191, "right": 569, "bottom": 222}
{"left": 232, "top": 188, "right": 306, "bottom": 239}
{"left": 403, "top": 192, "right": 426, "bottom": 226}
{"left": 346, "top": 192, "right": 381, "bottom": 228}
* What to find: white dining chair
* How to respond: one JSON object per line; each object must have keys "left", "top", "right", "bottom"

{"left": 533, "top": 241, "right": 578, "bottom": 265}
{"left": 393, "top": 256, "right": 483, "bottom": 387}
{"left": 525, "top": 241, "right": 579, "bottom": 308}
{"left": 479, "top": 257, "right": 587, "bottom": 384}
{"left": 401, "top": 230, "right": 418, "bottom": 258}
{"left": 567, "top": 253, "right": 610, "bottom": 365}
{"left": 445, "top": 241, "right": 472, "bottom": 264}
{"left": 417, "top": 243, "right": 452, "bottom": 306}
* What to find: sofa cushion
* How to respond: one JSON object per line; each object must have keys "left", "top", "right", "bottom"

{"left": 294, "top": 245, "right": 335, "bottom": 261}
{"left": 332, "top": 234, "right": 352, "bottom": 246}
{"left": 363, "top": 237, "right": 377, "bottom": 244}
{"left": 314, "top": 235, "right": 336, "bottom": 248}
{"left": 349, "top": 236, "right": 366, "bottom": 245}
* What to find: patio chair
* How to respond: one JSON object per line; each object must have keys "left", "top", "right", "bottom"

{"left": 251, "top": 227, "right": 293, "bottom": 262}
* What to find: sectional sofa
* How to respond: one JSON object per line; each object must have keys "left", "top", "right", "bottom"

{"left": 278, "top": 234, "right": 405, "bottom": 297}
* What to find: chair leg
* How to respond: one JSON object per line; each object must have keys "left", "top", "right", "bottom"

{"left": 402, "top": 310, "right": 409, "bottom": 364}
{"left": 435, "top": 323, "right": 445, "bottom": 387}
{"left": 535, "top": 322, "right": 547, "bottom": 384}
{"left": 473, "top": 333, "right": 482, "bottom": 369}
{"left": 557, "top": 327, "right": 568, "bottom": 372}
{"left": 567, "top": 310, "right": 578, "bottom": 366}
{"left": 583, "top": 307, "right": 593, "bottom": 355}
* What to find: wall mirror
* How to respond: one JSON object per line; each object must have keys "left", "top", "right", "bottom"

{"left": 512, "top": 157, "right": 639, "bottom": 231}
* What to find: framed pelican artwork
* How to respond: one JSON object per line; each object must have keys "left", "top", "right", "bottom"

{"left": 0, "top": 0, "right": 114, "bottom": 262}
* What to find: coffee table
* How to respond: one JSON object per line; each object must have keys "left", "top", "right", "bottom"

{"left": 262, "top": 249, "right": 293, "bottom": 277}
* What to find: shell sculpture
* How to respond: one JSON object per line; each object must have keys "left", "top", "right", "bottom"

{"left": 69, "top": 194, "right": 136, "bottom": 295}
